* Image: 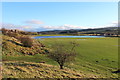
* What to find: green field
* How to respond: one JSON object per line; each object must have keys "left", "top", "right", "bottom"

{"left": 3, "top": 37, "right": 119, "bottom": 78}
{"left": 40, "top": 37, "right": 118, "bottom": 78}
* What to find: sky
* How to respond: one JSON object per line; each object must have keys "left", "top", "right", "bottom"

{"left": 1, "top": 2, "right": 118, "bottom": 31}
{"left": 1, "top": 0, "right": 119, "bottom": 2}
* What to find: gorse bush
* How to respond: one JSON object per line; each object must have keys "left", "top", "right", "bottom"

{"left": 19, "top": 36, "right": 33, "bottom": 47}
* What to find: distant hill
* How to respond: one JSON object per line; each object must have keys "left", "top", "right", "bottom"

{"left": 38, "top": 27, "right": 119, "bottom": 36}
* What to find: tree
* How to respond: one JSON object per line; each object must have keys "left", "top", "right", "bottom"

{"left": 48, "top": 41, "right": 79, "bottom": 69}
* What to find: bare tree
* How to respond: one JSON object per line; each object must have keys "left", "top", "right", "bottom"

{"left": 48, "top": 41, "right": 79, "bottom": 69}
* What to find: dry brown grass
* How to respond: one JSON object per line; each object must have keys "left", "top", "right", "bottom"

{"left": 2, "top": 61, "right": 84, "bottom": 78}
{"left": 2, "top": 35, "right": 47, "bottom": 56}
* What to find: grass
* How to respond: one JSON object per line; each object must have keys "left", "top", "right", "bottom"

{"left": 39, "top": 37, "right": 118, "bottom": 78}
{"left": 3, "top": 61, "right": 83, "bottom": 78}
{"left": 3, "top": 54, "right": 57, "bottom": 65}
{"left": 2, "top": 36, "right": 119, "bottom": 78}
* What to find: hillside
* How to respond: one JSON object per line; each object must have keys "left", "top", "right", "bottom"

{"left": 38, "top": 27, "right": 119, "bottom": 36}
{"left": 2, "top": 35, "right": 47, "bottom": 56}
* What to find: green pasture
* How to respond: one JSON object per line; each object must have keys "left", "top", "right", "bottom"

{"left": 39, "top": 37, "right": 118, "bottom": 77}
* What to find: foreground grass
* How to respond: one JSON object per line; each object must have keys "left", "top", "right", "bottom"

{"left": 3, "top": 61, "right": 84, "bottom": 78}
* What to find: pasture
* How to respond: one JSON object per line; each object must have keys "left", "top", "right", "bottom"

{"left": 40, "top": 37, "right": 118, "bottom": 78}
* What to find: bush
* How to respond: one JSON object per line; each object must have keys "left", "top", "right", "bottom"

{"left": 19, "top": 36, "right": 33, "bottom": 47}
{"left": 8, "top": 32, "right": 19, "bottom": 38}
{"left": 1, "top": 28, "right": 7, "bottom": 35}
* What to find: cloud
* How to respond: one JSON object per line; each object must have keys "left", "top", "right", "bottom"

{"left": 21, "top": 26, "right": 33, "bottom": 29}
{"left": 0, "top": 23, "right": 45, "bottom": 32}
{"left": 98, "top": 21, "right": 118, "bottom": 28}
{"left": 0, "top": 23, "right": 34, "bottom": 31}
{"left": 112, "top": 21, "right": 118, "bottom": 24}
{"left": 1, "top": 23, "right": 20, "bottom": 29}
{"left": 24, "top": 19, "right": 44, "bottom": 24}
{"left": 1, "top": 20, "right": 118, "bottom": 32}
{"left": 42, "top": 24, "right": 89, "bottom": 30}
{"left": 41, "top": 21, "right": 118, "bottom": 30}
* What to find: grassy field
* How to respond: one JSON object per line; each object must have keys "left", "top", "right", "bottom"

{"left": 3, "top": 36, "right": 119, "bottom": 78}
{"left": 39, "top": 37, "right": 118, "bottom": 78}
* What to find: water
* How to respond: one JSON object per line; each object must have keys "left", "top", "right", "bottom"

{"left": 34, "top": 36, "right": 104, "bottom": 39}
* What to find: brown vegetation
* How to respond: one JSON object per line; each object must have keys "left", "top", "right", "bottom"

{"left": 1, "top": 28, "right": 38, "bottom": 36}
{"left": 2, "top": 61, "right": 83, "bottom": 78}
{"left": 18, "top": 36, "right": 33, "bottom": 47}
{"left": 2, "top": 30, "right": 47, "bottom": 55}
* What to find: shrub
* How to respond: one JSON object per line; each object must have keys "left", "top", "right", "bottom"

{"left": 1, "top": 28, "right": 7, "bottom": 35}
{"left": 7, "top": 32, "right": 19, "bottom": 38}
{"left": 19, "top": 36, "right": 33, "bottom": 47}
